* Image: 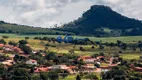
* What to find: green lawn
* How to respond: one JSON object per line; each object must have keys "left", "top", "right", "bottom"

{"left": 64, "top": 75, "right": 76, "bottom": 80}
{"left": 120, "top": 53, "right": 142, "bottom": 60}
{"left": 1, "top": 33, "right": 142, "bottom": 59}
{"left": 0, "top": 33, "right": 142, "bottom": 43}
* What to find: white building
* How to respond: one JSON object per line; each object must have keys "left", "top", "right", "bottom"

{"left": 26, "top": 59, "right": 37, "bottom": 65}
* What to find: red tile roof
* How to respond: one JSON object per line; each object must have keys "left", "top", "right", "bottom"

{"left": 97, "top": 56, "right": 104, "bottom": 59}
{"left": 34, "top": 67, "right": 49, "bottom": 73}
{"left": 68, "top": 66, "right": 77, "bottom": 69}
{"left": 0, "top": 44, "right": 4, "bottom": 47}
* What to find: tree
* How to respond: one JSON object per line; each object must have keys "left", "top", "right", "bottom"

{"left": 0, "top": 54, "right": 10, "bottom": 61}
{"left": 8, "top": 41, "right": 17, "bottom": 46}
{"left": 2, "top": 36, "right": 9, "bottom": 39}
{"left": 76, "top": 75, "right": 81, "bottom": 80}
{"left": 85, "top": 73, "right": 98, "bottom": 80}
{"left": 102, "top": 68, "right": 125, "bottom": 80}
{"left": 14, "top": 54, "right": 27, "bottom": 62}
{"left": 99, "top": 52, "right": 104, "bottom": 56}
{"left": 19, "top": 40, "right": 28, "bottom": 45}
{"left": 59, "top": 55, "right": 69, "bottom": 64}
{"left": 113, "top": 75, "right": 125, "bottom": 80}
{"left": 47, "top": 71, "right": 59, "bottom": 80}
{"left": 129, "top": 44, "right": 137, "bottom": 52}
{"left": 109, "top": 42, "right": 115, "bottom": 49}
{"left": 68, "top": 49, "right": 75, "bottom": 54}
{"left": 12, "top": 68, "right": 29, "bottom": 80}
{"left": 117, "top": 40, "right": 122, "bottom": 46}
{"left": 99, "top": 44, "right": 104, "bottom": 50}
{"left": 40, "top": 72, "right": 49, "bottom": 80}
{"left": 120, "top": 43, "right": 127, "bottom": 51}
{"left": 78, "top": 59, "right": 85, "bottom": 70}
{"left": 92, "top": 46, "right": 95, "bottom": 49}
{"left": 31, "top": 74, "right": 40, "bottom": 80}
{"left": 0, "top": 64, "right": 7, "bottom": 79}
{"left": 14, "top": 54, "right": 20, "bottom": 62}
{"left": 80, "top": 47, "right": 85, "bottom": 51}
{"left": 45, "top": 52, "right": 57, "bottom": 61}
{"left": 138, "top": 41, "right": 142, "bottom": 52}
{"left": 129, "top": 77, "right": 141, "bottom": 80}
{"left": 0, "top": 39, "right": 6, "bottom": 44}
{"left": 19, "top": 45, "right": 32, "bottom": 54}
{"left": 25, "top": 37, "right": 30, "bottom": 40}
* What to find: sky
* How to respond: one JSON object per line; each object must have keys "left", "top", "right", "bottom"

{"left": 0, "top": 0, "right": 142, "bottom": 28}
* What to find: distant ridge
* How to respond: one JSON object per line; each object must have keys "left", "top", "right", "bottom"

{"left": 60, "top": 5, "right": 142, "bottom": 37}
{"left": 0, "top": 21, "right": 74, "bottom": 35}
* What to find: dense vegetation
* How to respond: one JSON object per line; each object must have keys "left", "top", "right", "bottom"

{"left": 0, "top": 21, "right": 74, "bottom": 35}
{"left": 59, "top": 5, "right": 142, "bottom": 37}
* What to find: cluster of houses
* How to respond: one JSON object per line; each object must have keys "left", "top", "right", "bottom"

{"left": 0, "top": 43, "right": 142, "bottom": 75}
{"left": 0, "top": 44, "right": 24, "bottom": 54}
{"left": 24, "top": 55, "right": 121, "bottom": 74}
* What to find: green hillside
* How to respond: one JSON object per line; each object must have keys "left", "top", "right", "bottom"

{"left": 0, "top": 21, "right": 74, "bottom": 35}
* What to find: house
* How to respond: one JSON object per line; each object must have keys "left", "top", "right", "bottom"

{"left": 100, "top": 66, "right": 110, "bottom": 72}
{"left": 32, "top": 50, "right": 39, "bottom": 54}
{"left": 34, "top": 67, "right": 49, "bottom": 73}
{"left": 1, "top": 60, "right": 14, "bottom": 67}
{"left": 109, "top": 57, "right": 120, "bottom": 67}
{"left": 94, "top": 68, "right": 102, "bottom": 72}
{"left": 48, "top": 65, "right": 77, "bottom": 74}
{"left": 68, "top": 66, "right": 77, "bottom": 69}
{"left": 0, "top": 44, "right": 4, "bottom": 47}
{"left": 49, "top": 65, "right": 69, "bottom": 70}
{"left": 78, "top": 56, "right": 97, "bottom": 63}
{"left": 26, "top": 59, "right": 37, "bottom": 65}
{"left": 84, "top": 58, "right": 97, "bottom": 63}
{"left": 131, "top": 64, "right": 142, "bottom": 72}
{"left": 3, "top": 45, "right": 24, "bottom": 54}
{"left": 97, "top": 56, "right": 105, "bottom": 61}
{"left": 13, "top": 47, "right": 24, "bottom": 54}
{"left": 68, "top": 66, "right": 78, "bottom": 74}
{"left": 84, "top": 64, "right": 95, "bottom": 69}
{"left": 78, "top": 56, "right": 92, "bottom": 61}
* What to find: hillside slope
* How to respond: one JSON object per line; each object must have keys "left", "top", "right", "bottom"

{"left": 61, "top": 5, "right": 142, "bottom": 36}
{"left": 0, "top": 21, "right": 74, "bottom": 35}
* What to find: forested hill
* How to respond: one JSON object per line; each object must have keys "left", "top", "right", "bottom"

{"left": 60, "top": 5, "right": 142, "bottom": 37}
{"left": 0, "top": 21, "right": 74, "bottom": 35}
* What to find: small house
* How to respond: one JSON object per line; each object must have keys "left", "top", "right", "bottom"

{"left": 26, "top": 59, "right": 37, "bottom": 65}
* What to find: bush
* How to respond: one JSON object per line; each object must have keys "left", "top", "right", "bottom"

{"left": 25, "top": 37, "right": 30, "bottom": 40}
{"left": 0, "top": 39, "right": 6, "bottom": 44}
{"left": 2, "top": 36, "right": 9, "bottom": 39}
{"left": 19, "top": 40, "right": 28, "bottom": 45}
{"left": 80, "top": 47, "right": 85, "bottom": 51}
{"left": 9, "top": 41, "right": 17, "bottom": 46}
{"left": 85, "top": 73, "right": 98, "bottom": 80}
{"left": 19, "top": 45, "right": 32, "bottom": 54}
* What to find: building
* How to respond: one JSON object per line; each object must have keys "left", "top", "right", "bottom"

{"left": 26, "top": 59, "right": 37, "bottom": 65}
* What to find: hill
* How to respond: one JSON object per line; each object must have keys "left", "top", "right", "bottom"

{"left": 60, "top": 5, "right": 142, "bottom": 37}
{"left": 0, "top": 21, "right": 74, "bottom": 35}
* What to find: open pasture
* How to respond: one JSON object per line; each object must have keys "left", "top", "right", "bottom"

{"left": 0, "top": 33, "right": 142, "bottom": 43}
{"left": 0, "top": 33, "right": 142, "bottom": 60}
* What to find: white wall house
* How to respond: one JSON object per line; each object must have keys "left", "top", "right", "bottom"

{"left": 26, "top": 59, "right": 37, "bottom": 65}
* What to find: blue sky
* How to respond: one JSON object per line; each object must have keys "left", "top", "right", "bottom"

{"left": 0, "top": 0, "right": 142, "bottom": 28}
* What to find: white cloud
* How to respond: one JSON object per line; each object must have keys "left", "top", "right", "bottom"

{"left": 0, "top": 0, "right": 142, "bottom": 28}
{"left": 105, "top": 0, "right": 120, "bottom": 4}
{"left": 94, "top": 0, "right": 142, "bottom": 20}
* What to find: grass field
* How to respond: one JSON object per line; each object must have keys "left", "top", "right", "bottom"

{"left": 0, "top": 33, "right": 142, "bottom": 60}
{"left": 120, "top": 53, "right": 142, "bottom": 60}
{"left": 0, "top": 33, "right": 142, "bottom": 43}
